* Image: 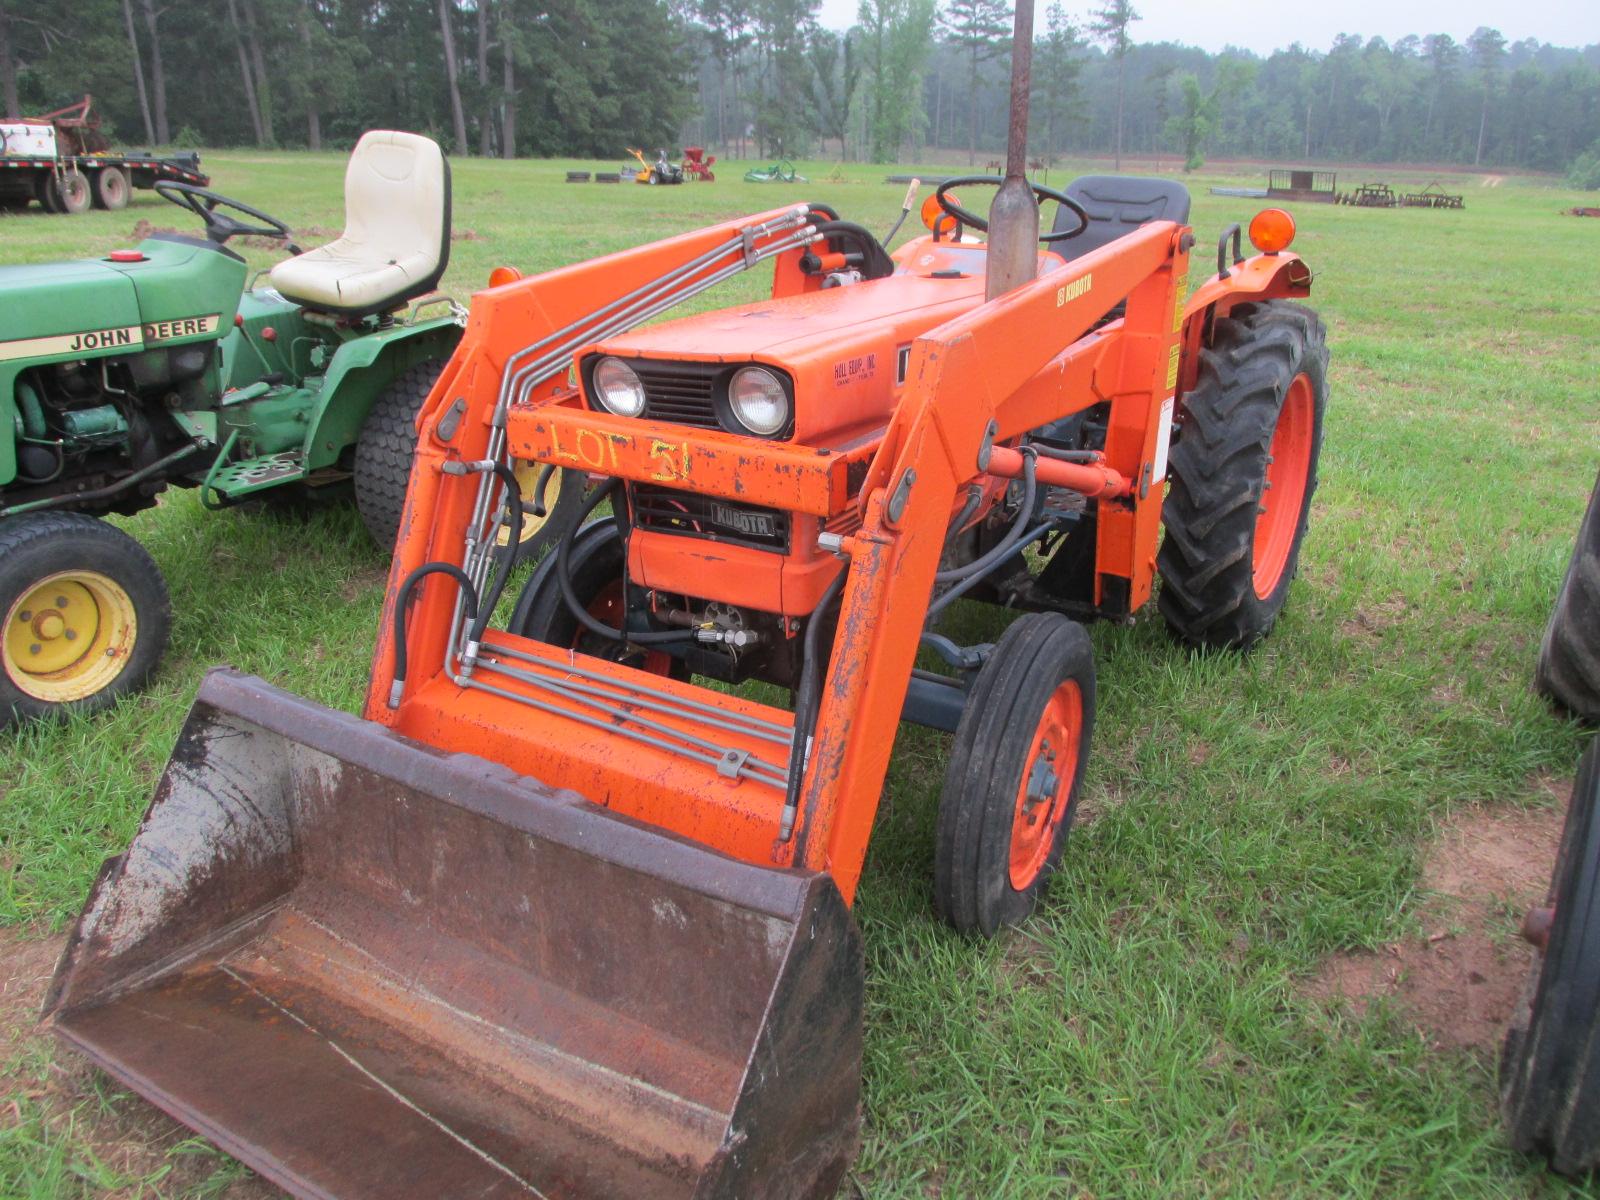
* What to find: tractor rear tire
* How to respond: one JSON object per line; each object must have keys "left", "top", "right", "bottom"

{"left": 0, "top": 512, "right": 170, "bottom": 728}
{"left": 1500, "top": 736, "right": 1600, "bottom": 1176}
{"left": 934, "top": 612, "right": 1096, "bottom": 937}
{"left": 1158, "top": 301, "right": 1328, "bottom": 651}
{"left": 1536, "top": 469, "right": 1600, "bottom": 724}
{"left": 510, "top": 518, "right": 689, "bottom": 679}
{"left": 353, "top": 360, "right": 444, "bottom": 551}
{"left": 354, "top": 360, "right": 584, "bottom": 564}
{"left": 92, "top": 166, "right": 130, "bottom": 211}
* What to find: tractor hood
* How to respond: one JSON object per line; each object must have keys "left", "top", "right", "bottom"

{"left": 584, "top": 240, "right": 1059, "bottom": 444}
{"left": 601, "top": 266, "right": 984, "bottom": 364}
{"left": 0, "top": 235, "right": 245, "bottom": 367}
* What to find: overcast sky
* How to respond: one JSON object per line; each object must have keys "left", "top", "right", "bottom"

{"left": 812, "top": 0, "right": 1598, "bottom": 56}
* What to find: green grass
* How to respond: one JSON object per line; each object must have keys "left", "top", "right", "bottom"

{"left": 2, "top": 151, "right": 1599, "bottom": 1196}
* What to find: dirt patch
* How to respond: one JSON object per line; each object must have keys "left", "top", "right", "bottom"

{"left": 1301, "top": 791, "right": 1565, "bottom": 1052}
{"left": 0, "top": 925, "right": 282, "bottom": 1197}
{"left": 0, "top": 924, "right": 61, "bottom": 1055}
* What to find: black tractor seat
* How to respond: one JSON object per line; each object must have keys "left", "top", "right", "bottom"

{"left": 1052, "top": 174, "right": 1191, "bottom": 260}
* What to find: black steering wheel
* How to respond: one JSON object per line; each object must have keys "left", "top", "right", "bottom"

{"left": 154, "top": 181, "right": 294, "bottom": 246}
{"left": 934, "top": 175, "right": 1090, "bottom": 244}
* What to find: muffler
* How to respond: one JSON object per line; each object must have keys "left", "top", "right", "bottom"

{"left": 43, "top": 669, "right": 862, "bottom": 1199}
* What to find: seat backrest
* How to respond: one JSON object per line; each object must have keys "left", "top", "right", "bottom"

{"left": 342, "top": 130, "right": 450, "bottom": 269}
{"left": 1052, "top": 174, "right": 1191, "bottom": 260}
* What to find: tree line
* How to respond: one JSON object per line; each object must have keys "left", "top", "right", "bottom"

{"left": 2, "top": 0, "right": 1597, "bottom": 180}
{"left": 0, "top": 0, "right": 687, "bottom": 158}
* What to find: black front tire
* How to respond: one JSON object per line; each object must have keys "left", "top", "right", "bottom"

{"left": 1501, "top": 737, "right": 1600, "bottom": 1176}
{"left": 934, "top": 612, "right": 1097, "bottom": 937}
{"left": 1158, "top": 301, "right": 1329, "bottom": 650}
{"left": 0, "top": 513, "right": 170, "bottom": 728}
{"left": 1536, "top": 469, "right": 1600, "bottom": 724}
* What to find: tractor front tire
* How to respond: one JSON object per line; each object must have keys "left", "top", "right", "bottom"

{"left": 1501, "top": 736, "right": 1600, "bottom": 1175}
{"left": 934, "top": 612, "right": 1096, "bottom": 936}
{"left": 1158, "top": 301, "right": 1329, "bottom": 651}
{"left": 0, "top": 513, "right": 170, "bottom": 728}
{"left": 511, "top": 518, "right": 688, "bottom": 679}
{"left": 353, "top": 360, "right": 444, "bottom": 551}
{"left": 1536, "top": 469, "right": 1600, "bottom": 724}
{"left": 92, "top": 166, "right": 130, "bottom": 211}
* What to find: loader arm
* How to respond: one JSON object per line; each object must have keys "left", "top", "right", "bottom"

{"left": 367, "top": 205, "right": 822, "bottom": 722}
{"left": 795, "top": 220, "right": 1190, "bottom": 885}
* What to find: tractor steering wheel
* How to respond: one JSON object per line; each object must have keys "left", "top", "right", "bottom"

{"left": 934, "top": 175, "right": 1090, "bottom": 243}
{"left": 154, "top": 181, "right": 294, "bottom": 247}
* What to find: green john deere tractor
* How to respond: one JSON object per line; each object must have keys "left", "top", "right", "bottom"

{"left": 0, "top": 130, "right": 579, "bottom": 727}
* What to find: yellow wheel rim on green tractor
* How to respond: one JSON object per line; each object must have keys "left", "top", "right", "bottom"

{"left": 3, "top": 571, "right": 137, "bottom": 703}
{"left": 497, "top": 462, "right": 570, "bottom": 552}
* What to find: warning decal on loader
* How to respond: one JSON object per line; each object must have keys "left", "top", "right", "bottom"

{"left": 0, "top": 324, "right": 144, "bottom": 362}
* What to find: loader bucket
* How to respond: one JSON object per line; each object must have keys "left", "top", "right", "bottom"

{"left": 43, "top": 669, "right": 863, "bottom": 1200}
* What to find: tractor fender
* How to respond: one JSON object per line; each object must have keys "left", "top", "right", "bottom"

{"left": 1176, "top": 250, "right": 1313, "bottom": 399}
{"left": 301, "top": 315, "right": 463, "bottom": 471}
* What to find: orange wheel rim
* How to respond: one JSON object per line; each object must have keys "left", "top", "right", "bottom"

{"left": 1008, "top": 679, "right": 1083, "bottom": 890}
{"left": 581, "top": 580, "right": 674, "bottom": 676}
{"left": 1252, "top": 373, "right": 1314, "bottom": 599}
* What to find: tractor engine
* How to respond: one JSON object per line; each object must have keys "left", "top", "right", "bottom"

{"left": 11, "top": 344, "right": 211, "bottom": 515}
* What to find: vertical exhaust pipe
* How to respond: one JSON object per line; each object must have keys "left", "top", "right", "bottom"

{"left": 986, "top": 0, "right": 1038, "bottom": 300}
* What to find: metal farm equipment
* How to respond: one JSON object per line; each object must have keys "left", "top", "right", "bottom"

{"left": 682, "top": 146, "right": 717, "bottom": 181}
{"left": 1341, "top": 182, "right": 1399, "bottom": 208}
{"left": 0, "top": 94, "right": 209, "bottom": 215}
{"left": 1401, "top": 182, "right": 1465, "bottom": 209}
{"left": 43, "top": 11, "right": 1331, "bottom": 1196}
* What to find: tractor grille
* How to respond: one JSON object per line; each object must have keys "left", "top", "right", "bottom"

{"left": 632, "top": 484, "right": 790, "bottom": 552}
{"left": 632, "top": 360, "right": 722, "bottom": 429}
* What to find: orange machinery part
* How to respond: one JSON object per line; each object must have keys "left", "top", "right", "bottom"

{"left": 370, "top": 207, "right": 1311, "bottom": 906}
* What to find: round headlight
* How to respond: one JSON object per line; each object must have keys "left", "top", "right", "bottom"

{"left": 593, "top": 356, "right": 646, "bottom": 417}
{"left": 727, "top": 366, "right": 790, "bottom": 436}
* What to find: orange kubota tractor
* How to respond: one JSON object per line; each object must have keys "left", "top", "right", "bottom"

{"left": 42, "top": 18, "right": 1327, "bottom": 1199}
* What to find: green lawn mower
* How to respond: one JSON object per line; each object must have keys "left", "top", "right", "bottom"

{"left": 0, "top": 130, "right": 579, "bottom": 727}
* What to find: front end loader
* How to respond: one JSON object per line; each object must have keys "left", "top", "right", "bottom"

{"left": 43, "top": 21, "right": 1329, "bottom": 1195}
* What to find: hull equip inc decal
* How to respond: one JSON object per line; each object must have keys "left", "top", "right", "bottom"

{"left": 0, "top": 314, "right": 221, "bottom": 363}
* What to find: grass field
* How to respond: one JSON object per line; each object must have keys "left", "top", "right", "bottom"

{"left": 2, "top": 150, "right": 1599, "bottom": 1197}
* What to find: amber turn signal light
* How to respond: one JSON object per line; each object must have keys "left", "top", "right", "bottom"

{"left": 920, "top": 193, "right": 958, "bottom": 237}
{"left": 488, "top": 265, "right": 524, "bottom": 288}
{"left": 1248, "top": 208, "right": 1295, "bottom": 254}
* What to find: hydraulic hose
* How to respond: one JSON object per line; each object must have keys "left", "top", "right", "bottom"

{"left": 934, "top": 447, "right": 1038, "bottom": 585}
{"left": 558, "top": 479, "right": 694, "bottom": 646}
{"left": 388, "top": 562, "right": 479, "bottom": 707}
{"left": 780, "top": 565, "right": 850, "bottom": 841}
{"left": 468, "top": 462, "right": 525, "bottom": 645}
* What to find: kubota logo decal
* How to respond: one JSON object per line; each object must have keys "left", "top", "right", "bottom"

{"left": 1056, "top": 275, "right": 1093, "bottom": 306}
{"left": 709, "top": 502, "right": 777, "bottom": 538}
{"left": 0, "top": 324, "right": 144, "bottom": 363}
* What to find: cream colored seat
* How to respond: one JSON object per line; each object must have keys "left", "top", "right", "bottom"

{"left": 269, "top": 130, "right": 450, "bottom": 316}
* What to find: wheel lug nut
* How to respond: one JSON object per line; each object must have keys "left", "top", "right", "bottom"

{"left": 54, "top": 596, "right": 68, "bottom": 608}
{"left": 17, "top": 610, "right": 30, "bottom": 621}
{"left": 64, "top": 629, "right": 77, "bottom": 641}
{"left": 29, "top": 643, "right": 41, "bottom": 655}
